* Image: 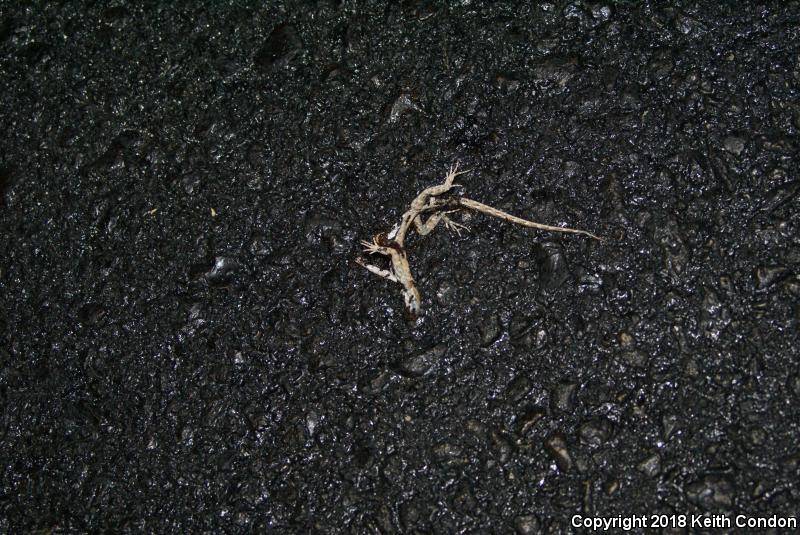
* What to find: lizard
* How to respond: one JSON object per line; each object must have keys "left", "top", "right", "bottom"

{"left": 357, "top": 163, "right": 601, "bottom": 317}
{"left": 356, "top": 163, "right": 469, "bottom": 317}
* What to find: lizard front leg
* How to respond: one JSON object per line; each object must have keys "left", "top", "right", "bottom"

{"left": 356, "top": 257, "right": 398, "bottom": 282}
{"left": 358, "top": 238, "right": 399, "bottom": 282}
{"left": 409, "top": 164, "right": 471, "bottom": 236}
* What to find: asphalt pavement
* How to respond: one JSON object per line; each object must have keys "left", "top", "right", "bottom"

{"left": 1, "top": 2, "right": 798, "bottom": 533}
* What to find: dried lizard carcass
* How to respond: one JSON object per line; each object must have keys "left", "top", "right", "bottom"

{"left": 357, "top": 164, "right": 601, "bottom": 317}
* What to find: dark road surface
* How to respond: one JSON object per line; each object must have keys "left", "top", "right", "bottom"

{"left": 1, "top": 2, "right": 798, "bottom": 533}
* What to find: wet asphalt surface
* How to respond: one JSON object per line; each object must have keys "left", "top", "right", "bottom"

{"left": 1, "top": 1, "right": 799, "bottom": 533}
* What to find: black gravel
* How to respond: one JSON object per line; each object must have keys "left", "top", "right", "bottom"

{"left": 2, "top": 2, "right": 799, "bottom": 533}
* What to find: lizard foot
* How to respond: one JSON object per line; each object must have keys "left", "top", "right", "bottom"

{"left": 361, "top": 237, "right": 389, "bottom": 255}
{"left": 443, "top": 215, "right": 470, "bottom": 236}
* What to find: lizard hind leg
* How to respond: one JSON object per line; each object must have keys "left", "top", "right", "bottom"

{"left": 415, "top": 208, "right": 469, "bottom": 237}
{"left": 443, "top": 214, "right": 469, "bottom": 235}
{"left": 414, "top": 212, "right": 448, "bottom": 236}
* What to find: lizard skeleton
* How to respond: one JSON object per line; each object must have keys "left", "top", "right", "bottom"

{"left": 357, "top": 164, "right": 601, "bottom": 317}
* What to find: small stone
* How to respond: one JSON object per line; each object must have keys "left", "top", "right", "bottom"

{"left": 762, "top": 179, "right": 800, "bottom": 212}
{"left": 489, "top": 430, "right": 513, "bottom": 464}
{"left": 388, "top": 93, "right": 420, "bottom": 123}
{"left": 494, "top": 73, "right": 520, "bottom": 94}
{"left": 723, "top": 136, "right": 745, "bottom": 156}
{"left": 21, "top": 42, "right": 51, "bottom": 67}
{"left": 102, "top": 6, "right": 129, "bottom": 22}
{"left": 618, "top": 331, "right": 635, "bottom": 347}
{"left": 685, "top": 474, "right": 734, "bottom": 509}
{"left": 305, "top": 409, "right": 320, "bottom": 438}
{"left": 685, "top": 357, "right": 700, "bottom": 377}
{"left": 637, "top": 454, "right": 661, "bottom": 477}
{"left": 544, "top": 432, "right": 572, "bottom": 472}
{"left": 303, "top": 214, "right": 342, "bottom": 244}
{"left": 187, "top": 302, "right": 204, "bottom": 321}
{"left": 662, "top": 414, "right": 679, "bottom": 440}
{"left": 360, "top": 369, "right": 397, "bottom": 394}
{"left": 505, "top": 375, "right": 532, "bottom": 403}
{"left": 648, "top": 51, "right": 674, "bottom": 80}
{"left": 399, "top": 501, "right": 421, "bottom": 531}
{"left": 396, "top": 344, "right": 445, "bottom": 377}
{"left": 573, "top": 451, "right": 592, "bottom": 474}
{"left": 479, "top": 314, "right": 501, "bottom": 346}
{"left": 205, "top": 256, "right": 241, "bottom": 285}
{"left": 432, "top": 442, "right": 466, "bottom": 467}
{"left": 563, "top": 3, "right": 586, "bottom": 21}
{"left": 181, "top": 174, "right": 200, "bottom": 195}
{"left": 516, "top": 407, "right": 546, "bottom": 436}
{"left": 751, "top": 480, "right": 767, "bottom": 499}
{"left": 77, "top": 303, "right": 106, "bottom": 325}
{"left": 674, "top": 14, "right": 696, "bottom": 35}
{"left": 254, "top": 24, "right": 302, "bottom": 70}
{"left": 514, "top": 514, "right": 540, "bottom": 535}
{"left": 433, "top": 442, "right": 461, "bottom": 458}
{"left": 578, "top": 418, "right": 612, "bottom": 447}
{"left": 435, "top": 280, "right": 459, "bottom": 307}
{"left": 699, "top": 288, "right": 730, "bottom": 340}
{"left": 535, "top": 242, "right": 570, "bottom": 290}
{"left": 509, "top": 314, "right": 548, "bottom": 350}
{"left": 748, "top": 428, "right": 766, "bottom": 446}
{"left": 249, "top": 234, "right": 273, "bottom": 257}
{"left": 589, "top": 4, "right": 612, "bottom": 21}
{"left": 619, "top": 349, "right": 648, "bottom": 368}
{"left": 754, "top": 265, "right": 788, "bottom": 290}
{"left": 789, "top": 374, "right": 800, "bottom": 398}
{"left": 0, "top": 166, "right": 12, "bottom": 208}
{"left": 550, "top": 381, "right": 578, "bottom": 413}
{"left": 450, "top": 485, "right": 477, "bottom": 513}
{"left": 779, "top": 451, "right": 800, "bottom": 472}
{"left": 532, "top": 55, "right": 579, "bottom": 87}
{"left": 619, "top": 90, "right": 641, "bottom": 112}
{"left": 465, "top": 419, "right": 487, "bottom": 438}
{"left": 246, "top": 142, "right": 270, "bottom": 168}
